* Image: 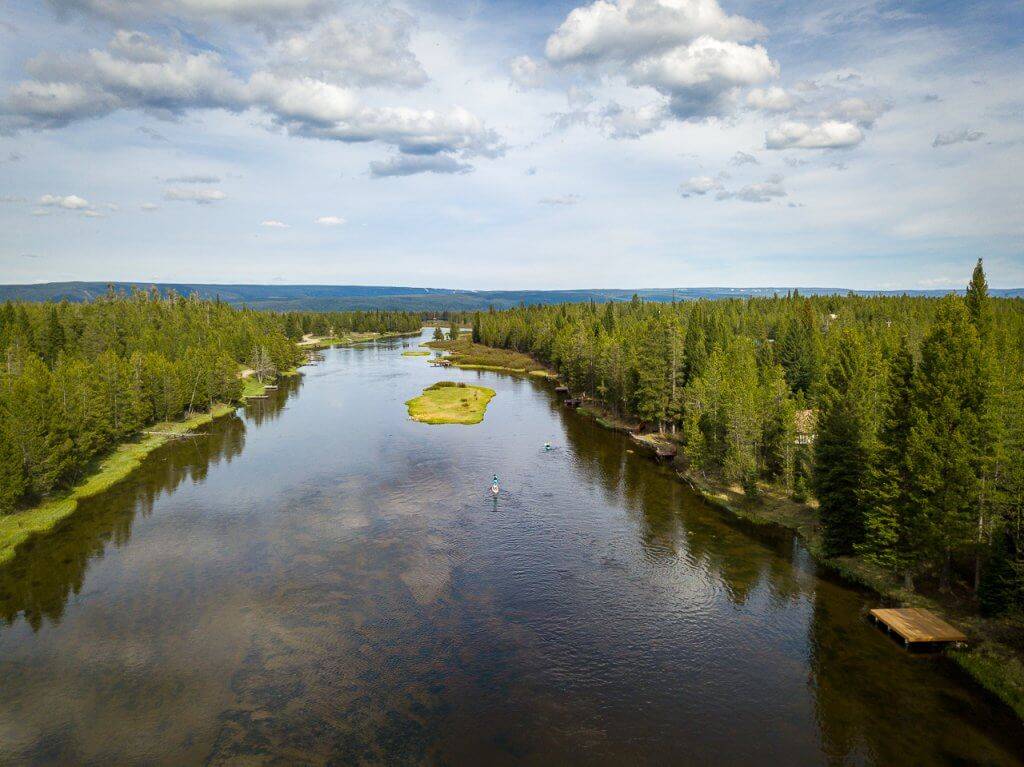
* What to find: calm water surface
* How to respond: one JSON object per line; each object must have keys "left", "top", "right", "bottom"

{"left": 1, "top": 330, "right": 1022, "bottom": 765}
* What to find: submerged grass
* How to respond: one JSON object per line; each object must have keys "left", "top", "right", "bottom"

{"left": 405, "top": 382, "right": 496, "bottom": 425}
{"left": 950, "top": 644, "right": 1024, "bottom": 720}
{"left": 0, "top": 403, "right": 235, "bottom": 567}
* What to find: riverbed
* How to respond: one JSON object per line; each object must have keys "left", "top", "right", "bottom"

{"left": 0, "top": 329, "right": 1021, "bottom": 765}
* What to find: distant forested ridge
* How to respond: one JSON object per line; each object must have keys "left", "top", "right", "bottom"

{"left": 472, "top": 261, "right": 1024, "bottom": 615}
{"left": 2, "top": 282, "right": 1021, "bottom": 312}
{"left": 0, "top": 287, "right": 421, "bottom": 514}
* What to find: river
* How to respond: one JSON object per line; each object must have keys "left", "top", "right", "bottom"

{"left": 0, "top": 329, "right": 1021, "bottom": 765}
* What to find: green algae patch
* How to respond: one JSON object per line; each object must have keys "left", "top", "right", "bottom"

{"left": 406, "top": 382, "right": 495, "bottom": 425}
{"left": 0, "top": 403, "right": 236, "bottom": 568}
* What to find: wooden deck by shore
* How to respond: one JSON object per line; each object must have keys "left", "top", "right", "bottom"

{"left": 869, "top": 608, "right": 968, "bottom": 646}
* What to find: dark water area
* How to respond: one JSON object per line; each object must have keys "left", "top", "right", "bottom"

{"left": 0, "top": 330, "right": 1021, "bottom": 765}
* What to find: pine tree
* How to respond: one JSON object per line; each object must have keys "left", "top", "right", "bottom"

{"left": 759, "top": 362, "right": 796, "bottom": 489}
{"left": 963, "top": 258, "right": 997, "bottom": 589}
{"left": 2, "top": 353, "right": 54, "bottom": 499}
{"left": 965, "top": 258, "right": 991, "bottom": 345}
{"left": 633, "top": 318, "right": 670, "bottom": 431}
{"left": 813, "top": 329, "right": 879, "bottom": 556}
{"left": 860, "top": 339, "right": 921, "bottom": 584}
{"left": 906, "top": 298, "right": 986, "bottom": 591}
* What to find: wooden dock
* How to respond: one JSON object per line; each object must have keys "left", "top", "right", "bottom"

{"left": 869, "top": 608, "right": 967, "bottom": 646}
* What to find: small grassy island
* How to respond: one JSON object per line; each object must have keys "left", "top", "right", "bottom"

{"left": 402, "top": 350, "right": 431, "bottom": 357}
{"left": 406, "top": 382, "right": 495, "bottom": 425}
{"left": 424, "top": 338, "right": 554, "bottom": 376}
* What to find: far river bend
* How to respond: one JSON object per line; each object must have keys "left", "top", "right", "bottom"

{"left": 0, "top": 329, "right": 1022, "bottom": 765}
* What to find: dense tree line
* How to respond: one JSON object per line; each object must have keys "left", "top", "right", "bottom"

{"left": 281, "top": 310, "right": 422, "bottom": 340}
{"left": 471, "top": 261, "right": 1024, "bottom": 614}
{"left": 0, "top": 289, "right": 422, "bottom": 516}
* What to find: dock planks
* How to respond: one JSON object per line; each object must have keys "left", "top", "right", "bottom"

{"left": 869, "top": 608, "right": 967, "bottom": 645}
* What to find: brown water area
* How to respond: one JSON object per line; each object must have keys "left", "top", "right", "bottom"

{"left": 0, "top": 330, "right": 1021, "bottom": 765}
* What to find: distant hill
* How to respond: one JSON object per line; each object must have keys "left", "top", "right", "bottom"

{"left": 0, "top": 282, "right": 1021, "bottom": 312}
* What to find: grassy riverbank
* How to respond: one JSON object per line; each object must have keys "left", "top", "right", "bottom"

{"left": 241, "top": 367, "right": 300, "bottom": 399}
{"left": 406, "top": 382, "right": 495, "bottom": 425}
{"left": 0, "top": 403, "right": 236, "bottom": 568}
{"left": 300, "top": 330, "right": 419, "bottom": 350}
{"left": 424, "top": 339, "right": 552, "bottom": 374}
{"left": 573, "top": 396, "right": 1024, "bottom": 720}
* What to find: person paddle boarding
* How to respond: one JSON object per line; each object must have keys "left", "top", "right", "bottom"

{"left": 490, "top": 474, "right": 500, "bottom": 497}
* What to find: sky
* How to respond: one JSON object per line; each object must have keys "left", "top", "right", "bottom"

{"left": 0, "top": 0, "right": 1021, "bottom": 290}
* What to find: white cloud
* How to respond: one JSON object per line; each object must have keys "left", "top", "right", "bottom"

{"left": 678, "top": 175, "right": 723, "bottom": 196}
{"left": 765, "top": 120, "right": 863, "bottom": 150}
{"left": 539, "top": 194, "right": 581, "bottom": 205}
{"left": 538, "top": 0, "right": 775, "bottom": 125}
{"left": 8, "top": 40, "right": 248, "bottom": 129}
{"left": 46, "top": 0, "right": 334, "bottom": 28}
{"left": 274, "top": 11, "right": 427, "bottom": 89}
{"left": 932, "top": 128, "right": 985, "bottom": 148}
{"left": 731, "top": 150, "right": 758, "bottom": 165}
{"left": 544, "top": 0, "right": 764, "bottom": 64}
{"left": 314, "top": 215, "right": 345, "bottom": 226}
{"left": 510, "top": 55, "right": 547, "bottom": 89}
{"left": 260, "top": 219, "right": 289, "bottom": 228}
{"left": 137, "top": 125, "right": 167, "bottom": 141}
{"left": 598, "top": 101, "right": 667, "bottom": 138}
{"left": 745, "top": 86, "right": 794, "bottom": 112}
{"left": 823, "top": 97, "right": 888, "bottom": 127}
{"left": 629, "top": 36, "right": 776, "bottom": 120}
{"left": 717, "top": 174, "right": 786, "bottom": 202}
{"left": 567, "top": 86, "right": 594, "bottom": 108}
{"left": 107, "top": 30, "right": 171, "bottom": 64}
{"left": 369, "top": 153, "right": 473, "bottom": 177}
{"left": 163, "top": 187, "right": 227, "bottom": 204}
{"left": 39, "top": 193, "right": 89, "bottom": 209}
{"left": 166, "top": 174, "right": 221, "bottom": 184}
{"left": 140, "top": 203, "right": 159, "bottom": 211}
{"left": 4, "top": 33, "right": 504, "bottom": 175}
